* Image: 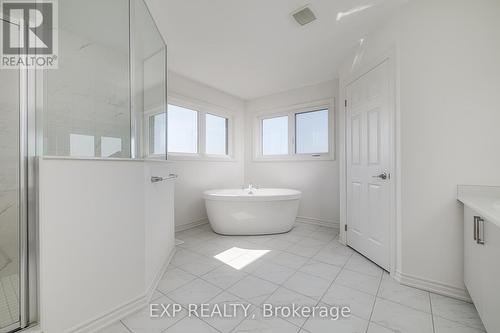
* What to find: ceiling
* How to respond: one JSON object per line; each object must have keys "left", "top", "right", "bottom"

{"left": 144, "top": 0, "right": 405, "bottom": 100}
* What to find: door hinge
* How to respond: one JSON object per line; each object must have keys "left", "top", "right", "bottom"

{"left": 345, "top": 100, "right": 347, "bottom": 107}
{"left": 345, "top": 224, "right": 347, "bottom": 232}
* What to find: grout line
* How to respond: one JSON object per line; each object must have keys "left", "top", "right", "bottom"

{"left": 365, "top": 270, "right": 383, "bottom": 333}
{"left": 119, "top": 319, "right": 134, "bottom": 333}
{"left": 298, "top": 235, "right": 354, "bottom": 332}
{"left": 429, "top": 293, "right": 436, "bottom": 333}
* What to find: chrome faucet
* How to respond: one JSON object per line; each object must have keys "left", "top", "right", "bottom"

{"left": 241, "top": 184, "right": 259, "bottom": 191}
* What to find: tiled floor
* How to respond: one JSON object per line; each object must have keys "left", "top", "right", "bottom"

{"left": 0, "top": 274, "right": 19, "bottom": 329}
{"left": 100, "top": 223, "right": 485, "bottom": 333}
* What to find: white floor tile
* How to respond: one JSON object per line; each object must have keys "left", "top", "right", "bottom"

{"left": 163, "top": 315, "right": 219, "bottom": 333}
{"left": 312, "top": 249, "right": 351, "bottom": 267}
{"left": 366, "top": 322, "right": 396, "bottom": 333}
{"left": 251, "top": 261, "right": 296, "bottom": 285}
{"left": 174, "top": 251, "right": 222, "bottom": 276}
{"left": 322, "top": 283, "right": 376, "bottom": 320}
{"left": 371, "top": 298, "right": 433, "bottom": 333}
{"left": 433, "top": 316, "right": 486, "bottom": 333}
{"left": 283, "top": 271, "right": 331, "bottom": 300}
{"left": 168, "top": 278, "right": 222, "bottom": 305}
{"left": 335, "top": 269, "right": 381, "bottom": 296}
{"left": 307, "top": 230, "right": 336, "bottom": 242}
{"left": 299, "top": 260, "right": 341, "bottom": 281}
{"left": 284, "top": 243, "right": 324, "bottom": 258}
{"left": 265, "top": 238, "right": 295, "bottom": 251}
{"left": 151, "top": 290, "right": 164, "bottom": 301}
{"left": 303, "top": 313, "right": 368, "bottom": 333}
{"left": 267, "top": 251, "right": 308, "bottom": 270}
{"left": 122, "top": 296, "right": 186, "bottom": 333}
{"left": 233, "top": 309, "right": 301, "bottom": 333}
{"left": 201, "top": 291, "right": 254, "bottom": 333}
{"left": 263, "top": 287, "right": 317, "bottom": 326}
{"left": 201, "top": 264, "right": 247, "bottom": 289}
{"left": 344, "top": 253, "right": 383, "bottom": 278}
{"left": 227, "top": 275, "right": 279, "bottom": 305}
{"left": 157, "top": 268, "right": 196, "bottom": 294}
{"left": 430, "top": 293, "right": 484, "bottom": 331}
{"left": 377, "top": 275, "right": 431, "bottom": 313}
{"left": 96, "top": 321, "right": 131, "bottom": 333}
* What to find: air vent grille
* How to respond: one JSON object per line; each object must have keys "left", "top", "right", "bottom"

{"left": 292, "top": 7, "right": 316, "bottom": 26}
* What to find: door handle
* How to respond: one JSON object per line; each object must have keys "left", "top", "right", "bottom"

{"left": 372, "top": 172, "right": 389, "bottom": 180}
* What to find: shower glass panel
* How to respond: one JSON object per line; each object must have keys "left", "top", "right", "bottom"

{"left": 0, "top": 22, "right": 21, "bottom": 332}
{"left": 44, "top": 0, "right": 131, "bottom": 158}
{"left": 43, "top": 0, "right": 167, "bottom": 160}
{"left": 131, "top": 0, "right": 167, "bottom": 158}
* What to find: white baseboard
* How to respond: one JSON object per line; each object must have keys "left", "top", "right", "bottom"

{"left": 67, "top": 248, "right": 176, "bottom": 333}
{"left": 175, "top": 218, "right": 209, "bottom": 232}
{"left": 394, "top": 270, "right": 471, "bottom": 302}
{"left": 296, "top": 216, "right": 340, "bottom": 230}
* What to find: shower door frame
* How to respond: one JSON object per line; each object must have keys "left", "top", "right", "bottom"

{"left": 0, "top": 15, "right": 38, "bottom": 333}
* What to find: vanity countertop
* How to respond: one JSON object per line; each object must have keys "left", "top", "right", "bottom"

{"left": 458, "top": 185, "right": 500, "bottom": 228}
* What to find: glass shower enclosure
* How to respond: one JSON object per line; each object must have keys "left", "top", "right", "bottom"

{"left": 0, "top": 0, "right": 167, "bottom": 331}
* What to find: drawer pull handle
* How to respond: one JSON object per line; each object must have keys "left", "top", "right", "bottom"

{"left": 477, "top": 217, "right": 485, "bottom": 245}
{"left": 473, "top": 216, "right": 478, "bottom": 241}
{"left": 474, "top": 216, "right": 485, "bottom": 245}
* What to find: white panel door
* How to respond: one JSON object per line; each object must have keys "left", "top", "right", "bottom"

{"left": 346, "top": 60, "right": 392, "bottom": 270}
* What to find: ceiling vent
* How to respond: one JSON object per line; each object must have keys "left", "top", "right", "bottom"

{"left": 292, "top": 6, "right": 316, "bottom": 26}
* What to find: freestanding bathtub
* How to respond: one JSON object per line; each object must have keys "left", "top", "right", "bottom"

{"left": 204, "top": 188, "right": 301, "bottom": 235}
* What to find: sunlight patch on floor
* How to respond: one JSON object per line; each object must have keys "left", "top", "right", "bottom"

{"left": 214, "top": 247, "right": 270, "bottom": 270}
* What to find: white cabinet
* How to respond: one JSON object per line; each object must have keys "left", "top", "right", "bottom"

{"left": 463, "top": 206, "right": 500, "bottom": 332}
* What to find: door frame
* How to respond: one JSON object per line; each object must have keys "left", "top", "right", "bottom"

{"left": 338, "top": 48, "right": 401, "bottom": 276}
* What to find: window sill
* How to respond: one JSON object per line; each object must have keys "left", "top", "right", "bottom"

{"left": 252, "top": 154, "right": 335, "bottom": 162}
{"left": 165, "top": 153, "right": 237, "bottom": 162}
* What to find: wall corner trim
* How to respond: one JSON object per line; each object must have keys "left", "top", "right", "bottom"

{"left": 296, "top": 216, "right": 340, "bottom": 230}
{"left": 394, "top": 270, "right": 471, "bottom": 302}
{"left": 175, "top": 218, "right": 210, "bottom": 233}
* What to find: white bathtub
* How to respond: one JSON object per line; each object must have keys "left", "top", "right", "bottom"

{"left": 204, "top": 188, "right": 301, "bottom": 235}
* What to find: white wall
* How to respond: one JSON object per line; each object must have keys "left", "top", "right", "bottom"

{"left": 340, "top": 0, "right": 500, "bottom": 298}
{"left": 39, "top": 158, "right": 175, "bottom": 333}
{"left": 168, "top": 72, "right": 246, "bottom": 230}
{"left": 244, "top": 81, "right": 340, "bottom": 228}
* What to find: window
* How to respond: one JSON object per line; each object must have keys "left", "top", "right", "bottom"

{"left": 262, "top": 116, "right": 288, "bottom": 155}
{"left": 146, "top": 100, "right": 233, "bottom": 160}
{"left": 167, "top": 104, "right": 198, "bottom": 154}
{"left": 295, "top": 109, "right": 329, "bottom": 154}
{"left": 101, "top": 137, "right": 123, "bottom": 158}
{"left": 70, "top": 134, "right": 95, "bottom": 157}
{"left": 255, "top": 103, "right": 332, "bottom": 161}
{"left": 150, "top": 113, "right": 166, "bottom": 155}
{"left": 206, "top": 113, "right": 228, "bottom": 155}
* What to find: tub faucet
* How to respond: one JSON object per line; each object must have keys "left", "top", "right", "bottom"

{"left": 242, "top": 184, "right": 259, "bottom": 190}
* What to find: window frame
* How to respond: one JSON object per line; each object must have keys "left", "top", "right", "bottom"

{"left": 254, "top": 99, "right": 334, "bottom": 162}
{"left": 145, "top": 94, "right": 235, "bottom": 161}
